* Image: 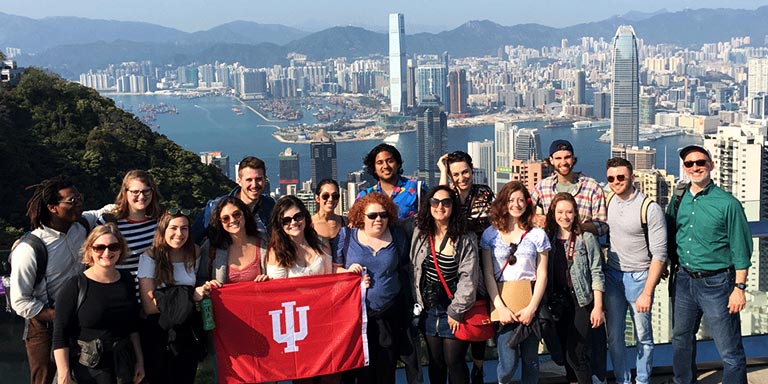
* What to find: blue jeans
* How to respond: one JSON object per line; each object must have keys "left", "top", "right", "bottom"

{"left": 604, "top": 267, "right": 654, "bottom": 384}
{"left": 672, "top": 269, "right": 746, "bottom": 384}
{"left": 496, "top": 323, "right": 539, "bottom": 384}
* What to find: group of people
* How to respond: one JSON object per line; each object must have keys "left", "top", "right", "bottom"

{"left": 7, "top": 137, "right": 751, "bottom": 384}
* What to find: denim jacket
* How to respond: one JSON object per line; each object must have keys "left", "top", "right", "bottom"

{"left": 563, "top": 232, "right": 605, "bottom": 308}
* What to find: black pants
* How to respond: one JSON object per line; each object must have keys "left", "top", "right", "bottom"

{"left": 554, "top": 291, "right": 593, "bottom": 384}
{"left": 140, "top": 315, "right": 199, "bottom": 384}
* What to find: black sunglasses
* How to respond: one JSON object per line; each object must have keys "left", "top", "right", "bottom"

{"left": 683, "top": 159, "right": 708, "bottom": 168}
{"left": 429, "top": 198, "right": 453, "bottom": 208}
{"left": 281, "top": 212, "right": 306, "bottom": 226}
{"left": 507, "top": 243, "right": 519, "bottom": 266}
{"left": 606, "top": 174, "right": 627, "bottom": 183}
{"left": 365, "top": 211, "right": 389, "bottom": 220}
{"left": 167, "top": 208, "right": 191, "bottom": 216}
{"left": 92, "top": 243, "right": 121, "bottom": 253}
{"left": 220, "top": 210, "right": 243, "bottom": 224}
{"left": 59, "top": 194, "right": 84, "bottom": 205}
{"left": 321, "top": 192, "right": 340, "bottom": 201}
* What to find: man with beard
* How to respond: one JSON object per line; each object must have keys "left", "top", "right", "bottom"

{"left": 667, "top": 145, "right": 750, "bottom": 384}
{"left": 531, "top": 139, "right": 608, "bottom": 384}
{"left": 193, "top": 156, "right": 275, "bottom": 243}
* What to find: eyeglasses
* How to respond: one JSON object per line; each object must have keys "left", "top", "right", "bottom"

{"left": 59, "top": 194, "right": 84, "bottom": 205}
{"left": 126, "top": 188, "right": 152, "bottom": 197}
{"left": 92, "top": 243, "right": 121, "bottom": 253}
{"left": 220, "top": 210, "right": 243, "bottom": 224}
{"left": 320, "top": 192, "right": 340, "bottom": 201}
{"left": 167, "top": 208, "right": 191, "bottom": 216}
{"left": 281, "top": 212, "right": 305, "bottom": 226}
{"left": 429, "top": 198, "right": 453, "bottom": 208}
{"left": 507, "top": 243, "right": 519, "bottom": 266}
{"left": 606, "top": 174, "right": 627, "bottom": 183}
{"left": 364, "top": 211, "right": 389, "bottom": 220}
{"left": 683, "top": 159, "right": 708, "bottom": 168}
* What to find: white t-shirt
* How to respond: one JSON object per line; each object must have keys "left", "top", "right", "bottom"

{"left": 480, "top": 226, "right": 550, "bottom": 282}
{"left": 137, "top": 253, "right": 197, "bottom": 287}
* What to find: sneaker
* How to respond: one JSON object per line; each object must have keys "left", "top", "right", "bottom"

{"left": 471, "top": 365, "right": 484, "bottom": 384}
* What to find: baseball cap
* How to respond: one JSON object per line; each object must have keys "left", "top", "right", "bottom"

{"left": 679, "top": 144, "right": 711, "bottom": 160}
{"left": 549, "top": 140, "right": 574, "bottom": 157}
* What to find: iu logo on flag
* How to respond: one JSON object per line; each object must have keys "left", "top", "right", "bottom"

{"left": 209, "top": 272, "right": 370, "bottom": 383}
{"left": 269, "top": 301, "right": 310, "bottom": 352}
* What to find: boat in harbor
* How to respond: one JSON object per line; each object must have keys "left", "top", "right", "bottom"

{"left": 572, "top": 119, "right": 610, "bottom": 130}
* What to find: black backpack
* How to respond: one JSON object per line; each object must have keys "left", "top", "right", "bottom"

{"left": 2, "top": 217, "right": 91, "bottom": 314}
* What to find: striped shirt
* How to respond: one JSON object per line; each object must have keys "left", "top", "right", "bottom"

{"left": 531, "top": 172, "right": 608, "bottom": 236}
{"left": 423, "top": 243, "right": 459, "bottom": 285}
{"left": 97, "top": 216, "right": 158, "bottom": 299}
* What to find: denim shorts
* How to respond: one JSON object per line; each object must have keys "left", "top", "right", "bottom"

{"left": 421, "top": 306, "right": 456, "bottom": 339}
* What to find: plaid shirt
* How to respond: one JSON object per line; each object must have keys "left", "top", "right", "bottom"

{"left": 531, "top": 172, "right": 608, "bottom": 236}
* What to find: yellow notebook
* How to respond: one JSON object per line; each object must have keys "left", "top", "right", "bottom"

{"left": 490, "top": 280, "right": 533, "bottom": 322}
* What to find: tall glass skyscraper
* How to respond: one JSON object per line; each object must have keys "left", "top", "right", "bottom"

{"left": 389, "top": 13, "right": 406, "bottom": 114}
{"left": 611, "top": 25, "right": 639, "bottom": 149}
{"left": 417, "top": 65, "right": 449, "bottom": 108}
{"left": 416, "top": 95, "right": 447, "bottom": 186}
{"left": 309, "top": 130, "right": 337, "bottom": 189}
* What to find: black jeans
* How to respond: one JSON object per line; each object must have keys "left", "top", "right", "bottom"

{"left": 554, "top": 290, "right": 593, "bottom": 384}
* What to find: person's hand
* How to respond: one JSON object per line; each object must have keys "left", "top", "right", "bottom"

{"left": 635, "top": 292, "right": 653, "bottom": 313}
{"left": 448, "top": 315, "right": 460, "bottom": 333}
{"left": 496, "top": 306, "right": 518, "bottom": 325}
{"left": 728, "top": 288, "right": 747, "bottom": 314}
{"left": 347, "top": 263, "right": 364, "bottom": 274}
{"left": 590, "top": 306, "right": 604, "bottom": 328}
{"left": 254, "top": 274, "right": 270, "bottom": 282}
{"left": 362, "top": 273, "right": 371, "bottom": 288}
{"left": 133, "top": 362, "right": 145, "bottom": 384}
{"left": 532, "top": 214, "right": 546, "bottom": 228}
{"left": 515, "top": 304, "right": 536, "bottom": 326}
{"left": 57, "top": 372, "right": 73, "bottom": 384}
{"left": 437, "top": 153, "right": 449, "bottom": 173}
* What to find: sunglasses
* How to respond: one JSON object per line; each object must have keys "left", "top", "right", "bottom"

{"left": 126, "top": 188, "right": 152, "bottom": 197}
{"left": 429, "top": 198, "right": 453, "bottom": 208}
{"left": 365, "top": 211, "right": 389, "bottom": 220}
{"left": 220, "top": 210, "right": 243, "bottom": 224}
{"left": 92, "top": 243, "right": 121, "bottom": 253}
{"left": 59, "top": 194, "right": 84, "bottom": 205}
{"left": 281, "top": 212, "right": 305, "bottom": 226}
{"left": 167, "top": 208, "right": 191, "bottom": 216}
{"left": 321, "top": 192, "right": 340, "bottom": 201}
{"left": 507, "top": 243, "right": 519, "bottom": 266}
{"left": 683, "top": 159, "right": 708, "bottom": 168}
{"left": 606, "top": 174, "right": 627, "bottom": 183}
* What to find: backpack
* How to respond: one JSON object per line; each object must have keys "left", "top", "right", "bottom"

{"left": 2, "top": 217, "right": 91, "bottom": 314}
{"left": 605, "top": 191, "right": 656, "bottom": 258}
{"left": 665, "top": 183, "right": 689, "bottom": 265}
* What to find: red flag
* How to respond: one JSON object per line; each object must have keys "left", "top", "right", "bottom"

{"left": 210, "top": 272, "right": 369, "bottom": 383}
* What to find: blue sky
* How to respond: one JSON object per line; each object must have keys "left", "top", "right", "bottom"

{"left": 4, "top": 0, "right": 766, "bottom": 32}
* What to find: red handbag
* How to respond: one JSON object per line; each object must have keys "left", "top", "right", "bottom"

{"left": 429, "top": 236, "right": 495, "bottom": 342}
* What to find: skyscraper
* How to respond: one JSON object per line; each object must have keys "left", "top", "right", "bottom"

{"left": 279, "top": 147, "right": 300, "bottom": 195}
{"left": 416, "top": 95, "right": 447, "bottom": 186}
{"left": 575, "top": 70, "right": 586, "bottom": 105}
{"left": 639, "top": 95, "right": 656, "bottom": 125}
{"left": 406, "top": 59, "right": 416, "bottom": 108}
{"left": 448, "top": 69, "right": 468, "bottom": 116}
{"left": 467, "top": 140, "right": 495, "bottom": 186}
{"left": 389, "top": 13, "right": 407, "bottom": 114}
{"left": 417, "top": 64, "right": 449, "bottom": 108}
{"left": 513, "top": 128, "right": 542, "bottom": 161}
{"left": 309, "top": 130, "right": 337, "bottom": 188}
{"left": 747, "top": 57, "right": 768, "bottom": 100}
{"left": 611, "top": 25, "right": 640, "bottom": 149}
{"left": 594, "top": 91, "right": 611, "bottom": 119}
{"left": 494, "top": 122, "right": 516, "bottom": 171}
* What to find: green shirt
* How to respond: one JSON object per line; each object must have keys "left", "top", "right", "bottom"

{"left": 668, "top": 181, "right": 752, "bottom": 272}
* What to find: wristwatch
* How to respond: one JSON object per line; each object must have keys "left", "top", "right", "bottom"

{"left": 735, "top": 283, "right": 747, "bottom": 290}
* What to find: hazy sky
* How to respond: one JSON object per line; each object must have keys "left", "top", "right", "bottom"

{"left": 4, "top": 0, "right": 766, "bottom": 32}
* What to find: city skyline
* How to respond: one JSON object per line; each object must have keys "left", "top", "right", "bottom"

{"left": 2, "top": 1, "right": 766, "bottom": 33}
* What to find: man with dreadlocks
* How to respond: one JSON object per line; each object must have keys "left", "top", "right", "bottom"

{"left": 9, "top": 177, "right": 97, "bottom": 384}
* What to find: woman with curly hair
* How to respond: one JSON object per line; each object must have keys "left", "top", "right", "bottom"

{"left": 137, "top": 209, "right": 216, "bottom": 384}
{"left": 480, "top": 181, "right": 550, "bottom": 384}
{"left": 410, "top": 185, "right": 479, "bottom": 384}
{"left": 544, "top": 192, "right": 604, "bottom": 384}
{"left": 53, "top": 223, "right": 145, "bottom": 384}
{"left": 265, "top": 195, "right": 332, "bottom": 278}
{"left": 333, "top": 192, "right": 411, "bottom": 383}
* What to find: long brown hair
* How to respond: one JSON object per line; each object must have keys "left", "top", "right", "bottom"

{"left": 490, "top": 181, "right": 534, "bottom": 232}
{"left": 81, "top": 223, "right": 129, "bottom": 266}
{"left": 149, "top": 211, "right": 196, "bottom": 287}
{"left": 268, "top": 196, "right": 323, "bottom": 268}
{"left": 544, "top": 192, "right": 582, "bottom": 239}
{"left": 111, "top": 170, "right": 164, "bottom": 220}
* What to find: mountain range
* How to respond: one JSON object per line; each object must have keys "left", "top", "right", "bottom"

{"left": 3, "top": 6, "right": 768, "bottom": 78}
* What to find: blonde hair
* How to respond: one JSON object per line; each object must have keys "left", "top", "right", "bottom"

{"left": 81, "top": 223, "right": 129, "bottom": 266}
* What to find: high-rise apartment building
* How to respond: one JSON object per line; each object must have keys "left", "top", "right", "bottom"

{"left": 467, "top": 140, "right": 495, "bottom": 186}
{"left": 639, "top": 95, "right": 656, "bottom": 125}
{"left": 514, "top": 128, "right": 542, "bottom": 161}
{"left": 747, "top": 57, "right": 768, "bottom": 100}
{"left": 309, "top": 130, "right": 337, "bottom": 189}
{"left": 389, "top": 13, "right": 407, "bottom": 114}
{"left": 417, "top": 65, "right": 449, "bottom": 108}
{"left": 448, "top": 69, "right": 468, "bottom": 116}
{"left": 200, "top": 151, "right": 231, "bottom": 179}
{"left": 575, "top": 70, "right": 586, "bottom": 105}
{"left": 494, "top": 122, "right": 516, "bottom": 173}
{"left": 279, "top": 147, "right": 300, "bottom": 195}
{"left": 611, "top": 146, "right": 656, "bottom": 170}
{"left": 416, "top": 95, "right": 447, "bottom": 186}
{"left": 611, "top": 25, "right": 640, "bottom": 149}
{"left": 594, "top": 91, "right": 611, "bottom": 119}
